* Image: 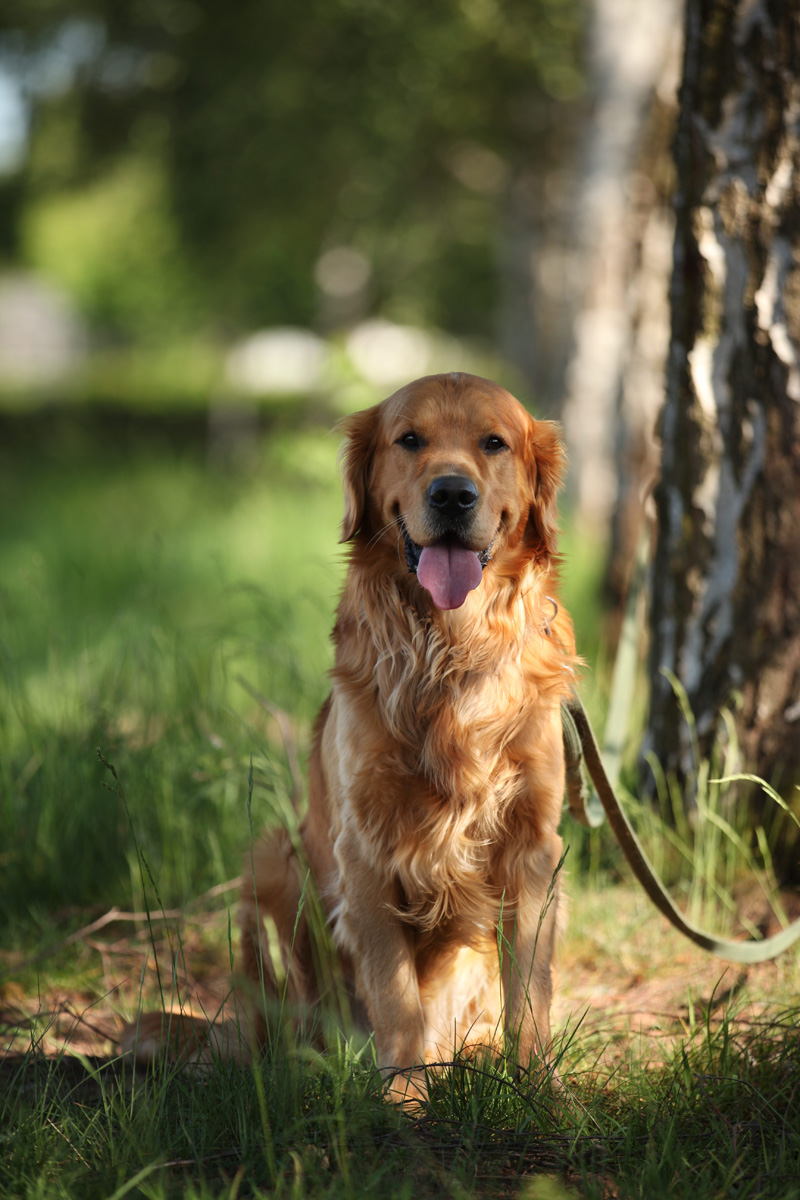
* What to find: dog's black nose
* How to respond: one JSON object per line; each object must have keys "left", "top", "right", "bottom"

{"left": 426, "top": 475, "right": 479, "bottom": 518}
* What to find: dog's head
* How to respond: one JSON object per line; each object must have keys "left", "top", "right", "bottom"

{"left": 339, "top": 372, "right": 565, "bottom": 610}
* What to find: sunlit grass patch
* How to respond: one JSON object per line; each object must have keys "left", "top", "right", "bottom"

{"left": 0, "top": 425, "right": 342, "bottom": 944}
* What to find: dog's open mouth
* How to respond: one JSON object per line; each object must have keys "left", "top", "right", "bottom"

{"left": 402, "top": 522, "right": 494, "bottom": 611}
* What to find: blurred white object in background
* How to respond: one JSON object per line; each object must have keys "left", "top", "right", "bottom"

{"left": 226, "top": 328, "right": 328, "bottom": 394}
{"left": 0, "top": 273, "right": 87, "bottom": 386}
{"left": 346, "top": 319, "right": 433, "bottom": 387}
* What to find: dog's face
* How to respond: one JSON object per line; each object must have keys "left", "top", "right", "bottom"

{"left": 340, "top": 373, "right": 565, "bottom": 609}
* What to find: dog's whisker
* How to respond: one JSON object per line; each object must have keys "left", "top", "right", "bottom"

{"left": 364, "top": 515, "right": 404, "bottom": 552}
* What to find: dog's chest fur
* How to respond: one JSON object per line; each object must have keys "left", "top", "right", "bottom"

{"left": 329, "top": 573, "right": 569, "bottom": 930}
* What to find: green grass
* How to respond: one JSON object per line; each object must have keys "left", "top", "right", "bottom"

{"left": 0, "top": 419, "right": 344, "bottom": 946}
{"left": 2, "top": 414, "right": 799, "bottom": 1199}
{"left": 3, "top": 983, "right": 800, "bottom": 1199}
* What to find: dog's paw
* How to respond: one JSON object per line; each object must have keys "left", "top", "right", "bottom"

{"left": 382, "top": 1065, "right": 429, "bottom": 1107}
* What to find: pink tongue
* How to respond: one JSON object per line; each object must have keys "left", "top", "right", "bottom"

{"left": 417, "top": 543, "right": 483, "bottom": 610}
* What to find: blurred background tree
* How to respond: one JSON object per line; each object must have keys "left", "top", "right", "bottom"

{"left": 1, "top": 0, "right": 585, "bottom": 369}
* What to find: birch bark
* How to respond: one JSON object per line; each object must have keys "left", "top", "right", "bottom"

{"left": 645, "top": 0, "right": 800, "bottom": 868}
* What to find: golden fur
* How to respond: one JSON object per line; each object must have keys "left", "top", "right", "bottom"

{"left": 122, "top": 373, "right": 577, "bottom": 1087}
{"left": 237, "top": 372, "right": 578, "bottom": 1088}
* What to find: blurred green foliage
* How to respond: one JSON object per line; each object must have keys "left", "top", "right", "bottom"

{"left": 22, "top": 156, "right": 204, "bottom": 340}
{"left": 2, "top": 0, "right": 585, "bottom": 344}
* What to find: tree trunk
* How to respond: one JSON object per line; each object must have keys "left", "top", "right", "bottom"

{"left": 645, "top": 0, "right": 800, "bottom": 873}
{"left": 561, "top": 0, "right": 682, "bottom": 526}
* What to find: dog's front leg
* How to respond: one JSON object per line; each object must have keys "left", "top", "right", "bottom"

{"left": 500, "top": 833, "right": 563, "bottom": 1068}
{"left": 334, "top": 830, "right": 426, "bottom": 1081}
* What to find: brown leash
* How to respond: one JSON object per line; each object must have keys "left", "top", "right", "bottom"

{"left": 561, "top": 696, "right": 800, "bottom": 963}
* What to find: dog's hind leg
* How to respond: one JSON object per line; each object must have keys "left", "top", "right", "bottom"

{"left": 239, "top": 826, "right": 316, "bottom": 1047}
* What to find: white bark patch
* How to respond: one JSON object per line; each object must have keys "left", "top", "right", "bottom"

{"left": 687, "top": 336, "right": 722, "bottom": 536}
{"left": 687, "top": 207, "right": 749, "bottom": 535}
{"left": 681, "top": 405, "right": 765, "bottom": 695}
{"left": 755, "top": 57, "right": 800, "bottom": 401}
{"left": 754, "top": 237, "right": 800, "bottom": 402}
{"left": 681, "top": 187, "right": 766, "bottom": 695}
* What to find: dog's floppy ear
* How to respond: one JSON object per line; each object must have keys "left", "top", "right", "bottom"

{"left": 525, "top": 417, "right": 566, "bottom": 559}
{"left": 338, "top": 403, "right": 379, "bottom": 542}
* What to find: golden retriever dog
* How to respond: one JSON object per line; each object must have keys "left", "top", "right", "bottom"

{"left": 236, "top": 372, "right": 577, "bottom": 1093}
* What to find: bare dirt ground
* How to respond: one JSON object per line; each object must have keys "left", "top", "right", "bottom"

{"left": 2, "top": 881, "right": 799, "bottom": 1080}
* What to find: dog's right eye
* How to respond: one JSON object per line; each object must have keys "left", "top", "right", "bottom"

{"left": 396, "top": 432, "right": 421, "bottom": 450}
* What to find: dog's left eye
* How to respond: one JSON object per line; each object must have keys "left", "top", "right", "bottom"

{"left": 397, "top": 432, "right": 421, "bottom": 450}
{"left": 483, "top": 434, "right": 507, "bottom": 453}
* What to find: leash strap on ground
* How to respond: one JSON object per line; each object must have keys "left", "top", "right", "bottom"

{"left": 562, "top": 694, "right": 800, "bottom": 964}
